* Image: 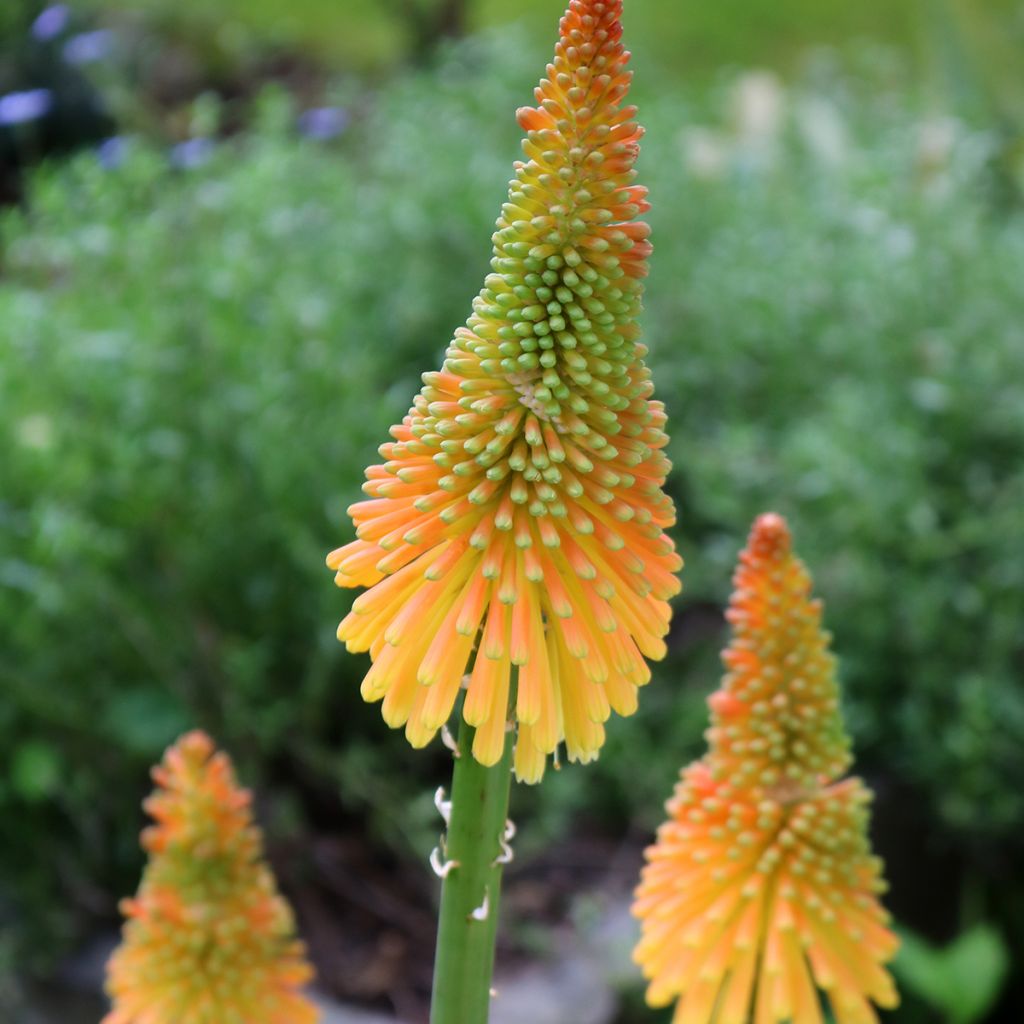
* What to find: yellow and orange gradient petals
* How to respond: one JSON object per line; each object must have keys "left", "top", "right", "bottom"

{"left": 634, "top": 764, "right": 898, "bottom": 1024}
{"left": 633, "top": 515, "right": 898, "bottom": 1024}
{"left": 328, "top": 0, "right": 681, "bottom": 781}
{"left": 104, "top": 732, "right": 318, "bottom": 1024}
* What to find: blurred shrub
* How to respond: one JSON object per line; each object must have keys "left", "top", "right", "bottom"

{"left": 0, "top": 32, "right": 1022, "bottom": 977}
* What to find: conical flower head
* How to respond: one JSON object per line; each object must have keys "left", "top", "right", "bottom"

{"left": 633, "top": 515, "right": 898, "bottom": 1024}
{"left": 328, "top": 0, "right": 681, "bottom": 783}
{"left": 707, "top": 513, "right": 851, "bottom": 792}
{"left": 104, "top": 731, "right": 318, "bottom": 1024}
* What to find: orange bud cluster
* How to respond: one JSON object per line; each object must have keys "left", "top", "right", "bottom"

{"left": 328, "top": 0, "right": 681, "bottom": 782}
{"left": 634, "top": 515, "right": 898, "bottom": 1024}
{"left": 104, "top": 732, "right": 318, "bottom": 1024}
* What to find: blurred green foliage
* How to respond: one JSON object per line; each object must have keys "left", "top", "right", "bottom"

{"left": 0, "top": 21, "right": 1023, "bottom": 1018}
{"left": 893, "top": 925, "right": 1011, "bottom": 1024}
{"left": 67, "top": 0, "right": 1022, "bottom": 85}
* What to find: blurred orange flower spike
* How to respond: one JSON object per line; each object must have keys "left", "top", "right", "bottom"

{"left": 104, "top": 731, "right": 318, "bottom": 1024}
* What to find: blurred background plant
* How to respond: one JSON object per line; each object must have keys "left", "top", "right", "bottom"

{"left": 894, "top": 925, "right": 1011, "bottom": 1024}
{"left": 1, "top": 1, "right": 1022, "bottom": 1022}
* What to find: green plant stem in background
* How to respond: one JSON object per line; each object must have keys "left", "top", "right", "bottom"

{"left": 429, "top": 709, "right": 514, "bottom": 1024}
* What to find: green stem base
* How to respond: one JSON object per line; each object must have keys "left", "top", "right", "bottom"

{"left": 429, "top": 712, "right": 514, "bottom": 1024}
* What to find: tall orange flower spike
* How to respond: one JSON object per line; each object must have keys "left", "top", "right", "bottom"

{"left": 328, "top": 0, "right": 681, "bottom": 783}
{"left": 633, "top": 515, "right": 898, "bottom": 1024}
{"left": 104, "top": 732, "right": 318, "bottom": 1024}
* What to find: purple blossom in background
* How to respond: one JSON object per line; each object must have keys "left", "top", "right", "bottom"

{"left": 97, "top": 136, "right": 128, "bottom": 169}
{"left": 170, "top": 137, "right": 214, "bottom": 170}
{"left": 299, "top": 107, "right": 349, "bottom": 141}
{"left": 63, "top": 29, "right": 114, "bottom": 65}
{"left": 0, "top": 89, "right": 53, "bottom": 127}
{"left": 32, "top": 5, "right": 70, "bottom": 42}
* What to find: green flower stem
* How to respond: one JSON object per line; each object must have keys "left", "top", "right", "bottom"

{"left": 429, "top": 707, "right": 514, "bottom": 1024}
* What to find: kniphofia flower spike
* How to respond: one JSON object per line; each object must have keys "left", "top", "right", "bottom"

{"left": 328, "top": 0, "right": 681, "bottom": 782}
{"left": 633, "top": 515, "right": 898, "bottom": 1024}
{"left": 104, "top": 731, "right": 318, "bottom": 1024}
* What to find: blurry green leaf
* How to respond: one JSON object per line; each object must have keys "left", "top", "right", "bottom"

{"left": 10, "top": 742, "right": 62, "bottom": 803}
{"left": 103, "top": 690, "right": 191, "bottom": 757}
{"left": 894, "top": 924, "right": 1010, "bottom": 1023}
{"left": 189, "top": 92, "right": 224, "bottom": 139}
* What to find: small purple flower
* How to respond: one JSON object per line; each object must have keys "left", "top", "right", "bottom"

{"left": 170, "top": 137, "right": 214, "bottom": 169}
{"left": 63, "top": 29, "right": 114, "bottom": 65}
{"left": 299, "top": 106, "right": 349, "bottom": 141}
{"left": 97, "top": 136, "right": 128, "bottom": 169}
{"left": 32, "top": 5, "right": 70, "bottom": 42}
{"left": 0, "top": 89, "right": 53, "bottom": 127}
